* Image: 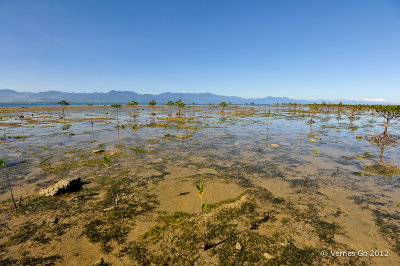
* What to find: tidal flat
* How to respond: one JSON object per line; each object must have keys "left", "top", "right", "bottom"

{"left": 0, "top": 104, "right": 399, "bottom": 265}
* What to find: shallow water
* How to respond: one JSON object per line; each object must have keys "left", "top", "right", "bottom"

{"left": 0, "top": 105, "right": 399, "bottom": 265}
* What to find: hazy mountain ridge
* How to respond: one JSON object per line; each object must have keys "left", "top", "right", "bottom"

{"left": 0, "top": 89, "right": 306, "bottom": 104}
{"left": 0, "top": 89, "right": 392, "bottom": 105}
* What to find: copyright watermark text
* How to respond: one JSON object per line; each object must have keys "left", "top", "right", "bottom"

{"left": 321, "top": 250, "right": 389, "bottom": 257}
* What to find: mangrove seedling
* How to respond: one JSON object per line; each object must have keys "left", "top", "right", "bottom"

{"left": 103, "top": 155, "right": 111, "bottom": 167}
{"left": 196, "top": 182, "right": 208, "bottom": 250}
{"left": 102, "top": 155, "right": 113, "bottom": 186}
{"left": 101, "top": 155, "right": 120, "bottom": 208}
{"left": 0, "top": 159, "right": 18, "bottom": 209}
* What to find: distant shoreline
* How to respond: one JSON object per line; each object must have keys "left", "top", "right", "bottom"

{"left": 0, "top": 103, "right": 133, "bottom": 108}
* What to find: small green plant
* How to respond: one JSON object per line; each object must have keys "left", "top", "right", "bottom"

{"left": 197, "top": 182, "right": 204, "bottom": 199}
{"left": 196, "top": 182, "right": 208, "bottom": 250}
{"left": 103, "top": 155, "right": 111, "bottom": 167}
{"left": 0, "top": 159, "right": 18, "bottom": 209}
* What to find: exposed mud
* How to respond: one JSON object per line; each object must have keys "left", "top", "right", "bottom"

{"left": 0, "top": 105, "right": 399, "bottom": 265}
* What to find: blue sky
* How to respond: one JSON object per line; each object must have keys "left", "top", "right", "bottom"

{"left": 0, "top": 0, "right": 400, "bottom": 102}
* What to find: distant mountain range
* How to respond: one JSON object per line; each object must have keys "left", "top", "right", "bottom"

{"left": 0, "top": 89, "right": 392, "bottom": 105}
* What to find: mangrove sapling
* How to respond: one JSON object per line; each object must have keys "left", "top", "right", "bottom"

{"left": 166, "top": 100, "right": 175, "bottom": 117}
{"left": 102, "top": 155, "right": 112, "bottom": 182}
{"left": 219, "top": 101, "right": 228, "bottom": 113}
{"left": 57, "top": 100, "right": 70, "bottom": 122}
{"left": 87, "top": 104, "right": 95, "bottom": 137}
{"left": 0, "top": 159, "right": 18, "bottom": 209}
{"left": 128, "top": 101, "right": 138, "bottom": 121}
{"left": 111, "top": 104, "right": 122, "bottom": 124}
{"left": 103, "top": 155, "right": 111, "bottom": 167}
{"left": 265, "top": 111, "right": 271, "bottom": 136}
{"left": 111, "top": 104, "right": 122, "bottom": 143}
{"left": 370, "top": 109, "right": 376, "bottom": 122}
{"left": 307, "top": 105, "right": 319, "bottom": 125}
{"left": 366, "top": 105, "right": 400, "bottom": 144}
{"left": 196, "top": 182, "right": 208, "bottom": 250}
{"left": 149, "top": 100, "right": 157, "bottom": 114}
{"left": 335, "top": 104, "right": 344, "bottom": 122}
{"left": 102, "top": 155, "right": 119, "bottom": 208}
{"left": 347, "top": 108, "right": 358, "bottom": 129}
{"left": 204, "top": 123, "right": 210, "bottom": 140}
{"left": 175, "top": 99, "right": 185, "bottom": 116}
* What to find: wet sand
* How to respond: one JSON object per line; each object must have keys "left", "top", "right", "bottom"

{"left": 0, "top": 105, "right": 399, "bottom": 265}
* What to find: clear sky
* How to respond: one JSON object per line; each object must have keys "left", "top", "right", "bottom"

{"left": 1, "top": 0, "right": 399, "bottom": 102}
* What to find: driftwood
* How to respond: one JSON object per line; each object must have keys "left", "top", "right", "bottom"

{"left": 39, "top": 177, "right": 81, "bottom": 197}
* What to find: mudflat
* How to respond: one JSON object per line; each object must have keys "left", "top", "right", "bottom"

{"left": 0, "top": 105, "right": 399, "bottom": 265}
